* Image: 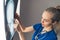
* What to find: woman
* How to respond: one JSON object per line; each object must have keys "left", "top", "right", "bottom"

{"left": 14, "top": 7, "right": 60, "bottom": 40}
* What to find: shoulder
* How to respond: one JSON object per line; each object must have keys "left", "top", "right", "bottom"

{"left": 47, "top": 30, "right": 57, "bottom": 40}
{"left": 33, "top": 23, "right": 42, "bottom": 30}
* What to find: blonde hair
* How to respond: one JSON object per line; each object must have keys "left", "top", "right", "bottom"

{"left": 54, "top": 5, "right": 60, "bottom": 34}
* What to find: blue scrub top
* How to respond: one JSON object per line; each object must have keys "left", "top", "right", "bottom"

{"left": 32, "top": 23, "right": 57, "bottom": 40}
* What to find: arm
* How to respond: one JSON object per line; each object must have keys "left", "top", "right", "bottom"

{"left": 17, "top": 25, "right": 26, "bottom": 40}
{"left": 14, "top": 13, "right": 34, "bottom": 32}
{"left": 18, "top": 24, "right": 34, "bottom": 32}
{"left": 18, "top": 31, "right": 25, "bottom": 40}
{"left": 14, "top": 20, "right": 25, "bottom": 40}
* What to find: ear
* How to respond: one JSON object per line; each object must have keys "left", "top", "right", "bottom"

{"left": 52, "top": 21, "right": 57, "bottom": 25}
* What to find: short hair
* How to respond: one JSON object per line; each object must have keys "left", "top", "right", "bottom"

{"left": 45, "top": 7, "right": 60, "bottom": 23}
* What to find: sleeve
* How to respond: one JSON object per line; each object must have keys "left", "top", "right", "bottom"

{"left": 33, "top": 23, "right": 42, "bottom": 31}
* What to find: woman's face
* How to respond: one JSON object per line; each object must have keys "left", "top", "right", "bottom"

{"left": 41, "top": 11, "right": 54, "bottom": 27}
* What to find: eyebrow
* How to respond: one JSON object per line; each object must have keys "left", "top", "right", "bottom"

{"left": 42, "top": 17, "right": 50, "bottom": 21}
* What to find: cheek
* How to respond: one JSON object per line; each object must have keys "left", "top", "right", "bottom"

{"left": 43, "top": 22, "right": 52, "bottom": 26}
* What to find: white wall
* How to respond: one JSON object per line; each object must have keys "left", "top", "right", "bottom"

{"left": 0, "top": 0, "right": 6, "bottom": 40}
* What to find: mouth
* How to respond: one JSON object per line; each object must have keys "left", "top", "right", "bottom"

{"left": 42, "top": 23, "right": 44, "bottom": 25}
{"left": 42, "top": 24, "right": 44, "bottom": 27}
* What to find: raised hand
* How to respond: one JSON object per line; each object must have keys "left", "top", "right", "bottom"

{"left": 14, "top": 19, "right": 21, "bottom": 32}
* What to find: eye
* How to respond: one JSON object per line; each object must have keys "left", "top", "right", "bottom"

{"left": 45, "top": 20, "right": 48, "bottom": 22}
{"left": 41, "top": 17, "right": 49, "bottom": 22}
{"left": 44, "top": 19, "right": 49, "bottom": 22}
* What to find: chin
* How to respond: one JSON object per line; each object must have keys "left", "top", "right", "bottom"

{"left": 42, "top": 25, "right": 44, "bottom": 27}
{"left": 42, "top": 24, "right": 46, "bottom": 28}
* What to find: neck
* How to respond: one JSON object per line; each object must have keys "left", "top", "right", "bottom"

{"left": 43, "top": 26, "right": 53, "bottom": 32}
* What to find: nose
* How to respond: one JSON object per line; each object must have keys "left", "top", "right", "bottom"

{"left": 41, "top": 19, "right": 44, "bottom": 24}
